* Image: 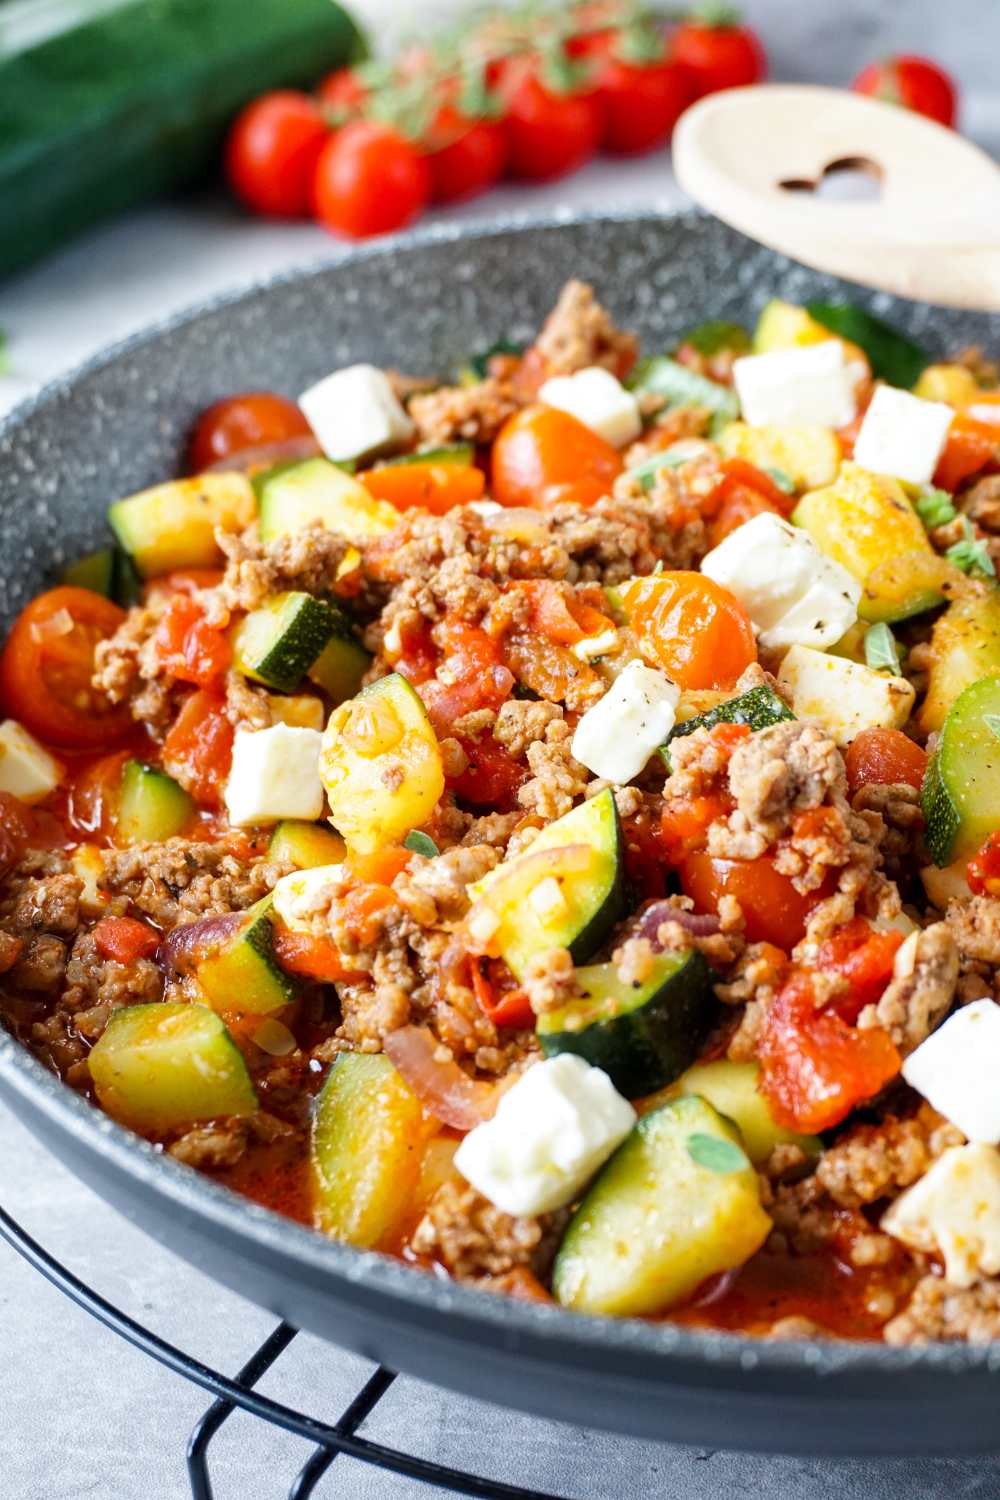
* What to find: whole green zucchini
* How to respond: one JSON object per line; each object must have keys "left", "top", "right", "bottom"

{"left": 0, "top": 0, "right": 366, "bottom": 279}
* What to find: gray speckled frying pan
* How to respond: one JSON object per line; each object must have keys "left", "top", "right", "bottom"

{"left": 2, "top": 212, "right": 999, "bottom": 1456}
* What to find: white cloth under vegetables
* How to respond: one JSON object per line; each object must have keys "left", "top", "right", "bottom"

{"left": 454, "top": 1054, "right": 636, "bottom": 1217}
{"left": 700, "top": 512, "right": 861, "bottom": 651}
{"left": 224, "top": 724, "right": 324, "bottom": 827}
{"left": 298, "top": 363, "right": 414, "bottom": 464}
{"left": 570, "top": 660, "right": 679, "bottom": 783}
{"left": 732, "top": 342, "right": 857, "bottom": 430}
{"left": 538, "top": 366, "right": 641, "bottom": 448}
{"left": 852, "top": 384, "right": 954, "bottom": 486}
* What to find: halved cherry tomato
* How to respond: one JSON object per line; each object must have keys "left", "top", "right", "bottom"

{"left": 759, "top": 973, "right": 901, "bottom": 1134}
{"left": 449, "top": 733, "right": 527, "bottom": 809}
{"left": 966, "top": 831, "right": 1000, "bottom": 897}
{"left": 679, "top": 850, "right": 825, "bottom": 950}
{"left": 471, "top": 957, "right": 534, "bottom": 1030}
{"left": 672, "top": 14, "right": 766, "bottom": 99}
{"left": 271, "top": 930, "right": 364, "bottom": 984}
{"left": 224, "top": 91, "right": 330, "bottom": 217}
{"left": 844, "top": 726, "right": 928, "bottom": 794}
{"left": 313, "top": 121, "right": 430, "bottom": 240}
{"left": 360, "top": 462, "right": 485, "bottom": 515}
{"left": 934, "top": 414, "right": 997, "bottom": 492}
{"left": 153, "top": 595, "right": 231, "bottom": 690}
{"left": 423, "top": 105, "right": 507, "bottom": 203}
{"left": 93, "top": 915, "right": 161, "bottom": 964}
{"left": 162, "top": 690, "right": 233, "bottom": 808}
{"left": 512, "top": 580, "right": 616, "bottom": 646}
{"left": 0, "top": 587, "right": 131, "bottom": 749}
{"left": 492, "top": 405, "right": 623, "bottom": 509}
{"left": 852, "top": 54, "right": 957, "bottom": 127}
{"left": 187, "top": 392, "right": 310, "bottom": 473}
{"left": 620, "top": 572, "right": 756, "bottom": 690}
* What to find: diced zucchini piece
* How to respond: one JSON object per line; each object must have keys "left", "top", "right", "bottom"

{"left": 627, "top": 356, "right": 738, "bottom": 434}
{"left": 792, "top": 462, "right": 943, "bottom": 623}
{"left": 269, "top": 819, "right": 346, "bottom": 869}
{"left": 552, "top": 1095, "right": 772, "bottom": 1316}
{"left": 805, "top": 302, "right": 928, "bottom": 388}
{"left": 63, "top": 549, "right": 116, "bottom": 596}
{"left": 196, "top": 897, "right": 298, "bottom": 1015}
{"left": 89, "top": 1003, "right": 257, "bottom": 1133}
{"left": 922, "top": 676, "right": 1000, "bottom": 866}
{"left": 662, "top": 682, "right": 793, "bottom": 767}
{"left": 108, "top": 473, "right": 255, "bottom": 578}
{"left": 664, "top": 1059, "right": 821, "bottom": 1165}
{"left": 719, "top": 421, "right": 841, "bottom": 491}
{"left": 918, "top": 591, "right": 1000, "bottom": 734}
{"left": 677, "top": 320, "right": 750, "bottom": 357}
{"left": 116, "top": 760, "right": 193, "bottom": 846}
{"left": 0, "top": 720, "right": 62, "bottom": 803}
{"left": 320, "top": 673, "right": 444, "bottom": 854}
{"left": 753, "top": 299, "right": 833, "bottom": 353}
{"left": 776, "top": 644, "right": 914, "bottom": 748}
{"left": 537, "top": 948, "right": 716, "bottom": 1098}
{"left": 307, "top": 611, "right": 372, "bottom": 705}
{"left": 233, "top": 591, "right": 335, "bottom": 693}
{"left": 267, "top": 694, "right": 325, "bottom": 731}
{"left": 468, "top": 789, "right": 624, "bottom": 983}
{"left": 256, "top": 457, "right": 398, "bottom": 545}
{"left": 384, "top": 443, "right": 475, "bottom": 467}
{"left": 311, "top": 1051, "right": 432, "bottom": 1248}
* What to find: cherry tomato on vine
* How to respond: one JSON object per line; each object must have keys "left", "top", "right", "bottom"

{"left": 313, "top": 121, "right": 430, "bottom": 239}
{"left": 579, "top": 25, "right": 692, "bottom": 154}
{"left": 672, "top": 11, "right": 766, "bottom": 99}
{"left": 225, "top": 91, "right": 330, "bottom": 218}
{"left": 187, "top": 392, "right": 310, "bottom": 473}
{"left": 852, "top": 54, "right": 957, "bottom": 127}
{"left": 424, "top": 105, "right": 507, "bottom": 203}
{"left": 498, "top": 55, "right": 602, "bottom": 181}
{"left": 316, "top": 67, "right": 371, "bottom": 121}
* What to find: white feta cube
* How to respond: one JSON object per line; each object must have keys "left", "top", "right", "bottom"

{"left": 539, "top": 366, "right": 641, "bottom": 448}
{"left": 776, "top": 643, "right": 915, "bottom": 747}
{"left": 571, "top": 660, "right": 679, "bottom": 784}
{"left": 881, "top": 1143, "right": 1000, "bottom": 1287}
{"left": 224, "top": 725, "right": 324, "bottom": 827}
{"left": 853, "top": 384, "right": 954, "bottom": 486}
{"left": 0, "top": 719, "right": 62, "bottom": 803}
{"left": 903, "top": 999, "right": 1000, "bottom": 1143}
{"left": 733, "top": 342, "right": 857, "bottom": 429}
{"left": 454, "top": 1054, "right": 636, "bottom": 1216}
{"left": 272, "top": 864, "right": 347, "bottom": 933}
{"left": 700, "top": 512, "right": 860, "bottom": 651}
{"left": 298, "top": 363, "right": 414, "bottom": 464}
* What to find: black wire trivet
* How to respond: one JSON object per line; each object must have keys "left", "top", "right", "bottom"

{"left": 0, "top": 1202, "right": 571, "bottom": 1500}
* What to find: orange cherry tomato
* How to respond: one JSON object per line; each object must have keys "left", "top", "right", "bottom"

{"left": 0, "top": 587, "right": 131, "bottom": 750}
{"left": 187, "top": 392, "right": 310, "bottom": 473}
{"left": 679, "top": 850, "right": 825, "bottom": 950}
{"left": 620, "top": 572, "right": 756, "bottom": 690}
{"left": 271, "top": 930, "right": 364, "bottom": 984}
{"left": 162, "top": 690, "right": 233, "bottom": 809}
{"left": 844, "top": 726, "right": 928, "bottom": 794}
{"left": 93, "top": 915, "right": 161, "bottom": 964}
{"left": 359, "top": 461, "right": 485, "bottom": 515}
{"left": 934, "top": 414, "right": 997, "bottom": 492}
{"left": 491, "top": 405, "right": 623, "bottom": 509}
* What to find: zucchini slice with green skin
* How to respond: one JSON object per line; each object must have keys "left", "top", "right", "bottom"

{"left": 383, "top": 443, "right": 475, "bottom": 468}
{"left": 116, "top": 760, "right": 194, "bottom": 846}
{"left": 666, "top": 1059, "right": 821, "bottom": 1165}
{"left": 312, "top": 1052, "right": 432, "bottom": 1248}
{"left": 196, "top": 898, "right": 298, "bottom": 1015}
{"left": 233, "top": 591, "right": 336, "bottom": 693}
{"left": 256, "top": 457, "right": 398, "bottom": 545}
{"left": 661, "top": 683, "right": 793, "bottom": 766}
{"left": 307, "top": 609, "right": 372, "bottom": 705}
{"left": 468, "top": 788, "right": 624, "bottom": 982}
{"left": 805, "top": 303, "right": 928, "bottom": 389}
{"left": 922, "top": 676, "right": 1000, "bottom": 866}
{"left": 677, "top": 320, "right": 751, "bottom": 357}
{"left": 63, "top": 549, "right": 116, "bottom": 596}
{"left": 269, "top": 820, "right": 346, "bottom": 869}
{"left": 626, "top": 356, "right": 738, "bottom": 435}
{"left": 537, "top": 949, "right": 716, "bottom": 1099}
{"left": 552, "top": 1095, "right": 772, "bottom": 1317}
{"left": 89, "top": 1003, "right": 257, "bottom": 1133}
{"left": 108, "top": 473, "right": 256, "bottom": 578}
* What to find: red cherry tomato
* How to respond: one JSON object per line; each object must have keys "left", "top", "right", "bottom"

{"left": 672, "top": 14, "right": 766, "bottom": 99}
{"left": 590, "top": 36, "right": 692, "bottom": 154}
{"left": 316, "top": 67, "right": 370, "bottom": 121}
{"left": 313, "top": 121, "right": 430, "bottom": 239}
{"left": 491, "top": 405, "right": 623, "bottom": 509}
{"left": 187, "top": 392, "right": 310, "bottom": 474}
{"left": 844, "top": 727, "right": 928, "bottom": 795}
{"left": 0, "top": 587, "right": 131, "bottom": 749}
{"left": 424, "top": 106, "right": 507, "bottom": 203}
{"left": 852, "top": 54, "right": 957, "bottom": 127}
{"left": 499, "top": 58, "right": 602, "bottom": 181}
{"left": 224, "top": 91, "right": 329, "bottom": 218}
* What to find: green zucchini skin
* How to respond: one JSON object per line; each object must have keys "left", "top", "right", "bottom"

{"left": 308, "top": 619, "right": 373, "bottom": 705}
{"left": 922, "top": 676, "right": 1000, "bottom": 866}
{"left": 268, "top": 820, "right": 345, "bottom": 869}
{"left": 0, "top": 0, "right": 366, "bottom": 279}
{"left": 235, "top": 592, "right": 336, "bottom": 693}
{"left": 383, "top": 444, "right": 475, "bottom": 468}
{"left": 62, "top": 549, "right": 116, "bottom": 596}
{"left": 662, "top": 683, "right": 794, "bottom": 767}
{"left": 196, "top": 898, "right": 298, "bottom": 1015}
{"left": 537, "top": 948, "right": 716, "bottom": 1099}
{"left": 804, "top": 303, "right": 928, "bottom": 388}
{"left": 117, "top": 760, "right": 194, "bottom": 846}
{"left": 626, "top": 356, "right": 738, "bottom": 436}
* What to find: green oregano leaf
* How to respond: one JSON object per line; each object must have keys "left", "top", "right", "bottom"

{"left": 945, "top": 517, "right": 996, "bottom": 578}
{"left": 915, "top": 486, "right": 957, "bottom": 529}
{"left": 687, "top": 1132, "right": 749, "bottom": 1174}
{"left": 864, "top": 622, "right": 902, "bottom": 675}
{"left": 404, "top": 831, "right": 439, "bottom": 858}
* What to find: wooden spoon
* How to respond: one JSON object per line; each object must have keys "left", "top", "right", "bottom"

{"left": 672, "top": 84, "right": 1000, "bottom": 311}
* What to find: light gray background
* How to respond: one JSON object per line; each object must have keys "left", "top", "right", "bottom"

{"left": 3, "top": 1, "right": 1000, "bottom": 1495}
